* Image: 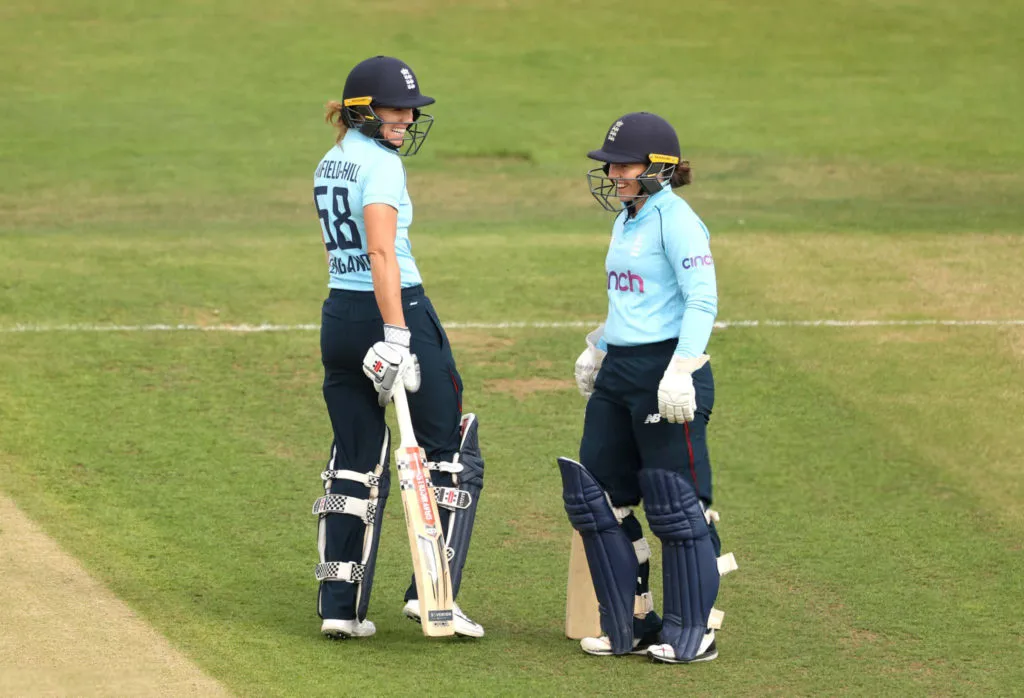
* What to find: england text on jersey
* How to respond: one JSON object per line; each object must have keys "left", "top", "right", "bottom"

{"left": 330, "top": 254, "right": 371, "bottom": 276}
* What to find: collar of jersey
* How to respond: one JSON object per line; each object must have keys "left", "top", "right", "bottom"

{"left": 343, "top": 128, "right": 394, "bottom": 153}
{"left": 622, "top": 184, "right": 673, "bottom": 224}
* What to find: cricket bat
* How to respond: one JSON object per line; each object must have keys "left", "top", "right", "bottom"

{"left": 565, "top": 530, "right": 601, "bottom": 639}
{"left": 391, "top": 383, "right": 455, "bottom": 637}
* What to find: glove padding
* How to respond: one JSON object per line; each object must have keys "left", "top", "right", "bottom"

{"left": 574, "top": 324, "right": 606, "bottom": 399}
{"left": 362, "top": 324, "right": 421, "bottom": 407}
{"left": 657, "top": 354, "right": 710, "bottom": 424}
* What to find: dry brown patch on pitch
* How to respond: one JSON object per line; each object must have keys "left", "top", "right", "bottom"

{"left": 178, "top": 307, "right": 227, "bottom": 327}
{"left": 839, "top": 627, "right": 886, "bottom": 650}
{"left": 486, "top": 377, "right": 570, "bottom": 399}
{"left": 446, "top": 330, "right": 516, "bottom": 354}
{"left": 0, "top": 493, "right": 232, "bottom": 697}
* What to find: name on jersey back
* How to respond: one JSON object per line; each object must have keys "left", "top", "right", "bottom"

{"left": 315, "top": 159, "right": 361, "bottom": 183}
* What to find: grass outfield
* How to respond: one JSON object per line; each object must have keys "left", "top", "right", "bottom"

{"left": 2, "top": 0, "right": 1023, "bottom": 696}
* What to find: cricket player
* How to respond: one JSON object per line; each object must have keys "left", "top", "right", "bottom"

{"left": 310, "top": 56, "right": 485, "bottom": 640}
{"left": 558, "top": 112, "right": 736, "bottom": 663}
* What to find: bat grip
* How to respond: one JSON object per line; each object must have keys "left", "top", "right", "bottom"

{"left": 391, "top": 383, "right": 417, "bottom": 448}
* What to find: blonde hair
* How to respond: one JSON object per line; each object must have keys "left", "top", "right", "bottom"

{"left": 325, "top": 100, "right": 348, "bottom": 143}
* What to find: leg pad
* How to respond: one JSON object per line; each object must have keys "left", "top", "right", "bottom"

{"left": 558, "top": 457, "right": 637, "bottom": 655}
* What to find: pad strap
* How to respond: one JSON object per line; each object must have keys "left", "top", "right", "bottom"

{"left": 312, "top": 494, "right": 377, "bottom": 524}
{"left": 321, "top": 469, "right": 382, "bottom": 488}
{"left": 633, "top": 537, "right": 652, "bottom": 565}
{"left": 315, "top": 561, "right": 366, "bottom": 583}
{"left": 634, "top": 591, "right": 654, "bottom": 618}
{"left": 425, "top": 460, "right": 464, "bottom": 474}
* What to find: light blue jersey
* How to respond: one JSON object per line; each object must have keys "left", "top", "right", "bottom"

{"left": 601, "top": 185, "right": 718, "bottom": 358}
{"left": 313, "top": 130, "right": 423, "bottom": 290}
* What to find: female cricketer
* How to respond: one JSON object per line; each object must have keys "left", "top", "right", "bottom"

{"left": 310, "top": 56, "right": 484, "bottom": 640}
{"left": 558, "top": 111, "right": 737, "bottom": 663}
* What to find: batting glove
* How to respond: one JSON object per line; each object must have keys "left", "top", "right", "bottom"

{"left": 362, "top": 324, "right": 421, "bottom": 406}
{"left": 573, "top": 324, "right": 606, "bottom": 399}
{"left": 657, "top": 354, "right": 710, "bottom": 423}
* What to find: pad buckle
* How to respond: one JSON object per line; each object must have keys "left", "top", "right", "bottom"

{"left": 312, "top": 494, "right": 377, "bottom": 524}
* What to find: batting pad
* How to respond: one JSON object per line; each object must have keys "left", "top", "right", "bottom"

{"left": 640, "top": 468, "right": 720, "bottom": 662}
{"left": 558, "top": 457, "right": 638, "bottom": 655}
{"left": 440, "top": 413, "right": 484, "bottom": 599}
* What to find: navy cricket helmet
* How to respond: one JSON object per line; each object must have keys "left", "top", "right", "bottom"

{"left": 586, "top": 112, "right": 682, "bottom": 211}
{"left": 342, "top": 56, "right": 435, "bottom": 156}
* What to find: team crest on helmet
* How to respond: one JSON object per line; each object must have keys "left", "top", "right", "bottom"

{"left": 607, "top": 120, "right": 624, "bottom": 142}
{"left": 400, "top": 68, "right": 417, "bottom": 90}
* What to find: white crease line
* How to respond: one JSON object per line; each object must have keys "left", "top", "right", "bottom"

{"left": 2, "top": 319, "right": 1024, "bottom": 334}
{"left": 715, "top": 319, "right": 1024, "bottom": 328}
{"left": 0, "top": 323, "right": 320, "bottom": 333}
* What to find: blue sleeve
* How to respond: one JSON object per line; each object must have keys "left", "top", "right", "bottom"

{"left": 662, "top": 210, "right": 718, "bottom": 358}
{"left": 362, "top": 154, "right": 405, "bottom": 209}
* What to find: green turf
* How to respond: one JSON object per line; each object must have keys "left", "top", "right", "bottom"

{"left": 2, "top": 0, "right": 1023, "bottom": 696}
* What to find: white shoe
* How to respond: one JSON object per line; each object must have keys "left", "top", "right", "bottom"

{"left": 321, "top": 618, "right": 376, "bottom": 639}
{"left": 647, "top": 630, "right": 717, "bottom": 664}
{"left": 402, "top": 599, "right": 485, "bottom": 638}
{"left": 579, "top": 635, "right": 652, "bottom": 657}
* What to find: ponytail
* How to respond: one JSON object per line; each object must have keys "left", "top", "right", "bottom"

{"left": 325, "top": 100, "right": 348, "bottom": 143}
{"left": 670, "top": 160, "right": 692, "bottom": 188}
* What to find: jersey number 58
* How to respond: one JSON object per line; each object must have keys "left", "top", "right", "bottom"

{"left": 313, "top": 185, "right": 362, "bottom": 251}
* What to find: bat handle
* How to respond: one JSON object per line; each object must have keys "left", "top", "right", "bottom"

{"left": 391, "top": 382, "right": 417, "bottom": 448}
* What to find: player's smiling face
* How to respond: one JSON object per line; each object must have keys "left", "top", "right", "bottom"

{"left": 607, "top": 162, "right": 646, "bottom": 202}
{"left": 374, "top": 106, "right": 415, "bottom": 147}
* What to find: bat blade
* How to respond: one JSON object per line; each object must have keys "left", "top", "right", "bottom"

{"left": 395, "top": 443, "right": 454, "bottom": 637}
{"left": 565, "top": 530, "right": 601, "bottom": 639}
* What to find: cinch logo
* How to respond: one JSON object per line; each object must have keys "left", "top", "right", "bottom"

{"left": 682, "top": 254, "right": 714, "bottom": 270}
{"left": 607, "top": 269, "right": 645, "bottom": 293}
{"left": 400, "top": 68, "right": 416, "bottom": 90}
{"left": 607, "top": 120, "right": 624, "bottom": 142}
